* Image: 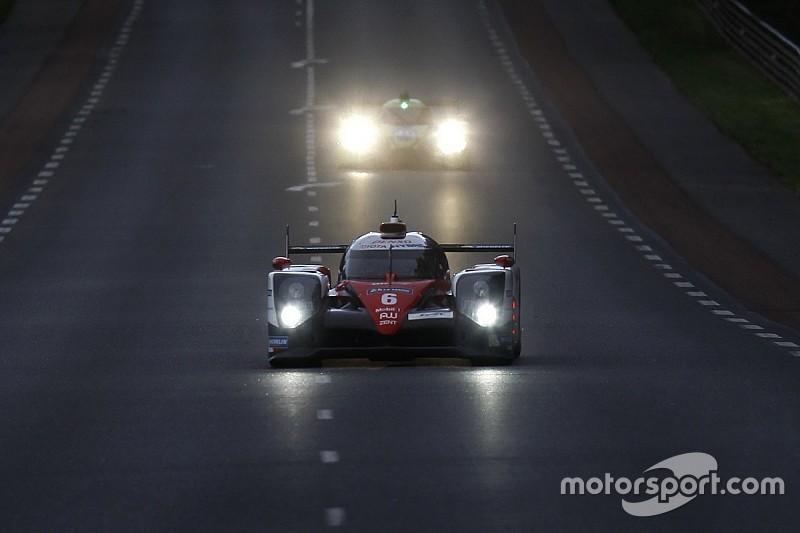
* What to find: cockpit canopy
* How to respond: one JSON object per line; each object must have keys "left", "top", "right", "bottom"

{"left": 340, "top": 232, "right": 449, "bottom": 280}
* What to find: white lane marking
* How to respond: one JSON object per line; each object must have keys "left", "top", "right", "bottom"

{"left": 315, "top": 374, "right": 331, "bottom": 383}
{"left": 775, "top": 341, "right": 800, "bottom": 348}
{"left": 320, "top": 450, "right": 339, "bottom": 463}
{"left": 290, "top": 0, "right": 330, "bottom": 252}
{"left": 285, "top": 181, "right": 342, "bottom": 192}
{"left": 317, "top": 409, "right": 333, "bottom": 420}
{"left": 325, "top": 508, "right": 346, "bottom": 527}
{"left": 0, "top": 0, "right": 144, "bottom": 249}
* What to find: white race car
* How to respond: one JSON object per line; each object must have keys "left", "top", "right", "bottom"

{"left": 336, "top": 93, "right": 469, "bottom": 169}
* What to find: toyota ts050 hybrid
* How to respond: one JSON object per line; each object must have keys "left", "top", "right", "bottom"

{"left": 266, "top": 211, "right": 521, "bottom": 367}
{"left": 336, "top": 92, "right": 469, "bottom": 169}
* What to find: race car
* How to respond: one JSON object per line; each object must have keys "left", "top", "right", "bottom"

{"left": 266, "top": 210, "right": 521, "bottom": 367}
{"left": 335, "top": 92, "right": 469, "bottom": 169}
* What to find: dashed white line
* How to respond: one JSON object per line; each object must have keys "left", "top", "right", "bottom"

{"left": 775, "top": 341, "right": 800, "bottom": 348}
{"left": 0, "top": 0, "right": 144, "bottom": 248}
{"left": 325, "top": 508, "right": 346, "bottom": 527}
{"left": 320, "top": 450, "right": 339, "bottom": 463}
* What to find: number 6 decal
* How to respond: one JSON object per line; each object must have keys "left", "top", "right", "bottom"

{"left": 381, "top": 293, "right": 398, "bottom": 306}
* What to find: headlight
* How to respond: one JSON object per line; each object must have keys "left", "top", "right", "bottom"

{"left": 474, "top": 303, "right": 498, "bottom": 327}
{"left": 280, "top": 304, "right": 305, "bottom": 329}
{"left": 274, "top": 274, "right": 321, "bottom": 329}
{"left": 339, "top": 116, "right": 378, "bottom": 154}
{"left": 456, "top": 272, "right": 505, "bottom": 327}
{"left": 434, "top": 119, "right": 467, "bottom": 155}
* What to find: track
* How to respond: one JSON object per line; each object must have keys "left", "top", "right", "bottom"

{"left": 0, "top": 0, "right": 798, "bottom": 530}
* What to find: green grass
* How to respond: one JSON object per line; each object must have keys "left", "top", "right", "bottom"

{"left": 0, "top": 0, "right": 13, "bottom": 24}
{"left": 609, "top": 0, "right": 800, "bottom": 194}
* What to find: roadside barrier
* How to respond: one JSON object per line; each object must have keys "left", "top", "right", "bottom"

{"left": 695, "top": 0, "right": 800, "bottom": 101}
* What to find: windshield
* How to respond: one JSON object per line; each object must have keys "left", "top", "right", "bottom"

{"left": 380, "top": 105, "right": 432, "bottom": 126}
{"left": 341, "top": 248, "right": 448, "bottom": 280}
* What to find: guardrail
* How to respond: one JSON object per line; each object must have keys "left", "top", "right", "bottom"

{"left": 695, "top": 0, "right": 800, "bottom": 101}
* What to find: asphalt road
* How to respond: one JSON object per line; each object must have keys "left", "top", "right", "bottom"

{"left": 0, "top": 0, "right": 798, "bottom": 531}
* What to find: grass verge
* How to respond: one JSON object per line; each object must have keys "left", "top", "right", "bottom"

{"left": 609, "top": 0, "right": 800, "bottom": 194}
{"left": 0, "top": 0, "right": 13, "bottom": 24}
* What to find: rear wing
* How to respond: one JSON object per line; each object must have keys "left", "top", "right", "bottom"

{"left": 285, "top": 224, "right": 516, "bottom": 258}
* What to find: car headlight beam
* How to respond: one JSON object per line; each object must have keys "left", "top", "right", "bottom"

{"left": 280, "top": 304, "right": 305, "bottom": 329}
{"left": 435, "top": 119, "right": 467, "bottom": 155}
{"left": 474, "top": 303, "right": 498, "bottom": 328}
{"left": 339, "top": 116, "right": 378, "bottom": 154}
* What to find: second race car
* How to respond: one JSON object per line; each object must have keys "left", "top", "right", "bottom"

{"left": 335, "top": 92, "right": 470, "bottom": 169}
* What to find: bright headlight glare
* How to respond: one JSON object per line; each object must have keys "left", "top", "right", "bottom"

{"left": 435, "top": 119, "right": 467, "bottom": 155}
{"left": 474, "top": 303, "right": 498, "bottom": 327}
{"left": 280, "top": 304, "right": 305, "bottom": 329}
{"left": 340, "top": 116, "right": 377, "bottom": 153}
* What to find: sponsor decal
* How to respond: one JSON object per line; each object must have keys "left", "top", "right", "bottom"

{"left": 407, "top": 310, "right": 454, "bottom": 321}
{"left": 394, "top": 127, "right": 418, "bottom": 141}
{"left": 353, "top": 238, "right": 426, "bottom": 250}
{"left": 368, "top": 287, "right": 413, "bottom": 294}
{"left": 269, "top": 336, "right": 289, "bottom": 349}
{"left": 561, "top": 452, "right": 785, "bottom": 517}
